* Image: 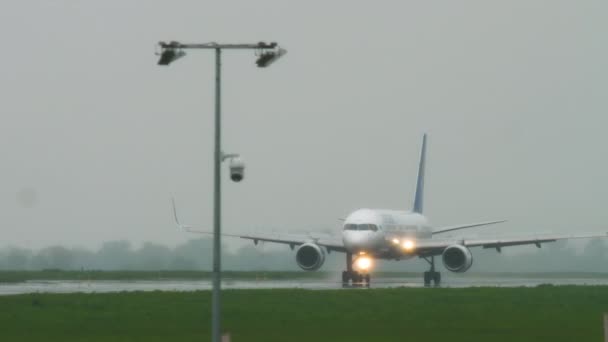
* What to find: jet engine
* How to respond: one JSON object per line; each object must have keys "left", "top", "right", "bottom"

{"left": 442, "top": 245, "right": 473, "bottom": 273}
{"left": 295, "top": 243, "right": 326, "bottom": 271}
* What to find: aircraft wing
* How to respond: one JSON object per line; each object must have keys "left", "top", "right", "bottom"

{"left": 172, "top": 199, "right": 346, "bottom": 252}
{"left": 414, "top": 232, "right": 608, "bottom": 257}
{"left": 183, "top": 227, "right": 347, "bottom": 253}
{"left": 432, "top": 220, "right": 507, "bottom": 235}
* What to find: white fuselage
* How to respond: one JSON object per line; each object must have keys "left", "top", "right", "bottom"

{"left": 342, "top": 208, "right": 432, "bottom": 259}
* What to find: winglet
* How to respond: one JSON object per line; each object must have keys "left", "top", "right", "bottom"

{"left": 171, "top": 196, "right": 191, "bottom": 231}
{"left": 171, "top": 197, "right": 212, "bottom": 235}
{"left": 413, "top": 134, "right": 427, "bottom": 214}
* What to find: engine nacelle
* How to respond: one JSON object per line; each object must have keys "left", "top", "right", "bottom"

{"left": 442, "top": 245, "right": 473, "bottom": 273}
{"left": 295, "top": 243, "right": 326, "bottom": 271}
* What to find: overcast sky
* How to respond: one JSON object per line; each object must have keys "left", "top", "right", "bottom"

{"left": 0, "top": 1, "right": 606, "bottom": 250}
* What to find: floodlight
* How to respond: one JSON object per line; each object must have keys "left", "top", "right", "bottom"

{"left": 158, "top": 48, "right": 186, "bottom": 66}
{"left": 256, "top": 48, "right": 287, "bottom": 68}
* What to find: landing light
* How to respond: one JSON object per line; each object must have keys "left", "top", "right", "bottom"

{"left": 402, "top": 240, "right": 415, "bottom": 251}
{"left": 354, "top": 256, "right": 373, "bottom": 271}
{"left": 391, "top": 238, "right": 400, "bottom": 244}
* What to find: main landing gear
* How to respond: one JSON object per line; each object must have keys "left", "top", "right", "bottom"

{"left": 422, "top": 256, "right": 441, "bottom": 287}
{"left": 342, "top": 253, "right": 371, "bottom": 288}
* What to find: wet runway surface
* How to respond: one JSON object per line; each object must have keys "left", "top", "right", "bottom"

{"left": 2, "top": 275, "right": 608, "bottom": 295}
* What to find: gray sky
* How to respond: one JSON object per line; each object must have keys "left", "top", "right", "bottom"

{"left": 0, "top": 1, "right": 607, "bottom": 250}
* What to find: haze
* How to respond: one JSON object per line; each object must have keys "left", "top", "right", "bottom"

{"left": 0, "top": 1, "right": 606, "bottom": 254}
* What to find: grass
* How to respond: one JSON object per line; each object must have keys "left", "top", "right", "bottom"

{"left": 0, "top": 286, "right": 607, "bottom": 341}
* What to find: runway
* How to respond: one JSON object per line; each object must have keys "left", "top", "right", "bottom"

{"left": 2, "top": 274, "right": 608, "bottom": 295}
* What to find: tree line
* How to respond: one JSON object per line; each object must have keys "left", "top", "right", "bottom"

{"left": 0, "top": 238, "right": 606, "bottom": 272}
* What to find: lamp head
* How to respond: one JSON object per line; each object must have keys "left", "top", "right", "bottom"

{"left": 256, "top": 48, "right": 287, "bottom": 68}
{"left": 157, "top": 41, "right": 186, "bottom": 66}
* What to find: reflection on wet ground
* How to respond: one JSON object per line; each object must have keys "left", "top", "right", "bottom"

{"left": 2, "top": 275, "right": 608, "bottom": 295}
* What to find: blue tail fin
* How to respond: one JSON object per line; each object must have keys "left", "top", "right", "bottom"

{"left": 413, "top": 134, "right": 427, "bottom": 214}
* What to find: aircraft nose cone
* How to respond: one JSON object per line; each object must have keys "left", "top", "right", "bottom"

{"left": 344, "top": 232, "right": 376, "bottom": 252}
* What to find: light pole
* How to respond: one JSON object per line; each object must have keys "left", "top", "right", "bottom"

{"left": 156, "top": 41, "right": 286, "bottom": 342}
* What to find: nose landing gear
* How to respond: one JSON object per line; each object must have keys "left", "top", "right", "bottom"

{"left": 422, "top": 256, "right": 441, "bottom": 287}
{"left": 341, "top": 253, "right": 371, "bottom": 288}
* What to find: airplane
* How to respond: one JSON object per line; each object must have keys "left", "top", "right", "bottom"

{"left": 173, "top": 134, "right": 608, "bottom": 287}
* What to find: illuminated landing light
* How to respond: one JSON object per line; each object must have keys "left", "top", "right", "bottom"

{"left": 392, "top": 238, "right": 400, "bottom": 244}
{"left": 402, "top": 240, "right": 415, "bottom": 252}
{"left": 359, "top": 251, "right": 367, "bottom": 255}
{"left": 354, "top": 256, "right": 373, "bottom": 271}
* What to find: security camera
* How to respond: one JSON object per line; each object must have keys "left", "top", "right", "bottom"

{"left": 229, "top": 157, "right": 245, "bottom": 182}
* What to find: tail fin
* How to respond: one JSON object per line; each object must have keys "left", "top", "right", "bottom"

{"left": 413, "top": 134, "right": 427, "bottom": 214}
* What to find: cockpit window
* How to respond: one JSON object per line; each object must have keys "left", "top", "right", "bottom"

{"left": 344, "top": 224, "right": 379, "bottom": 231}
{"left": 344, "top": 224, "right": 357, "bottom": 230}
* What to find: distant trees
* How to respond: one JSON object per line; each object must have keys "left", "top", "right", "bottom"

{"left": 97, "top": 240, "right": 134, "bottom": 269}
{"left": 31, "top": 246, "right": 74, "bottom": 270}
{"left": 171, "top": 239, "right": 213, "bottom": 270}
{"left": 2, "top": 247, "right": 31, "bottom": 270}
{"left": 136, "top": 243, "right": 172, "bottom": 270}
{"left": 0, "top": 238, "right": 606, "bottom": 272}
